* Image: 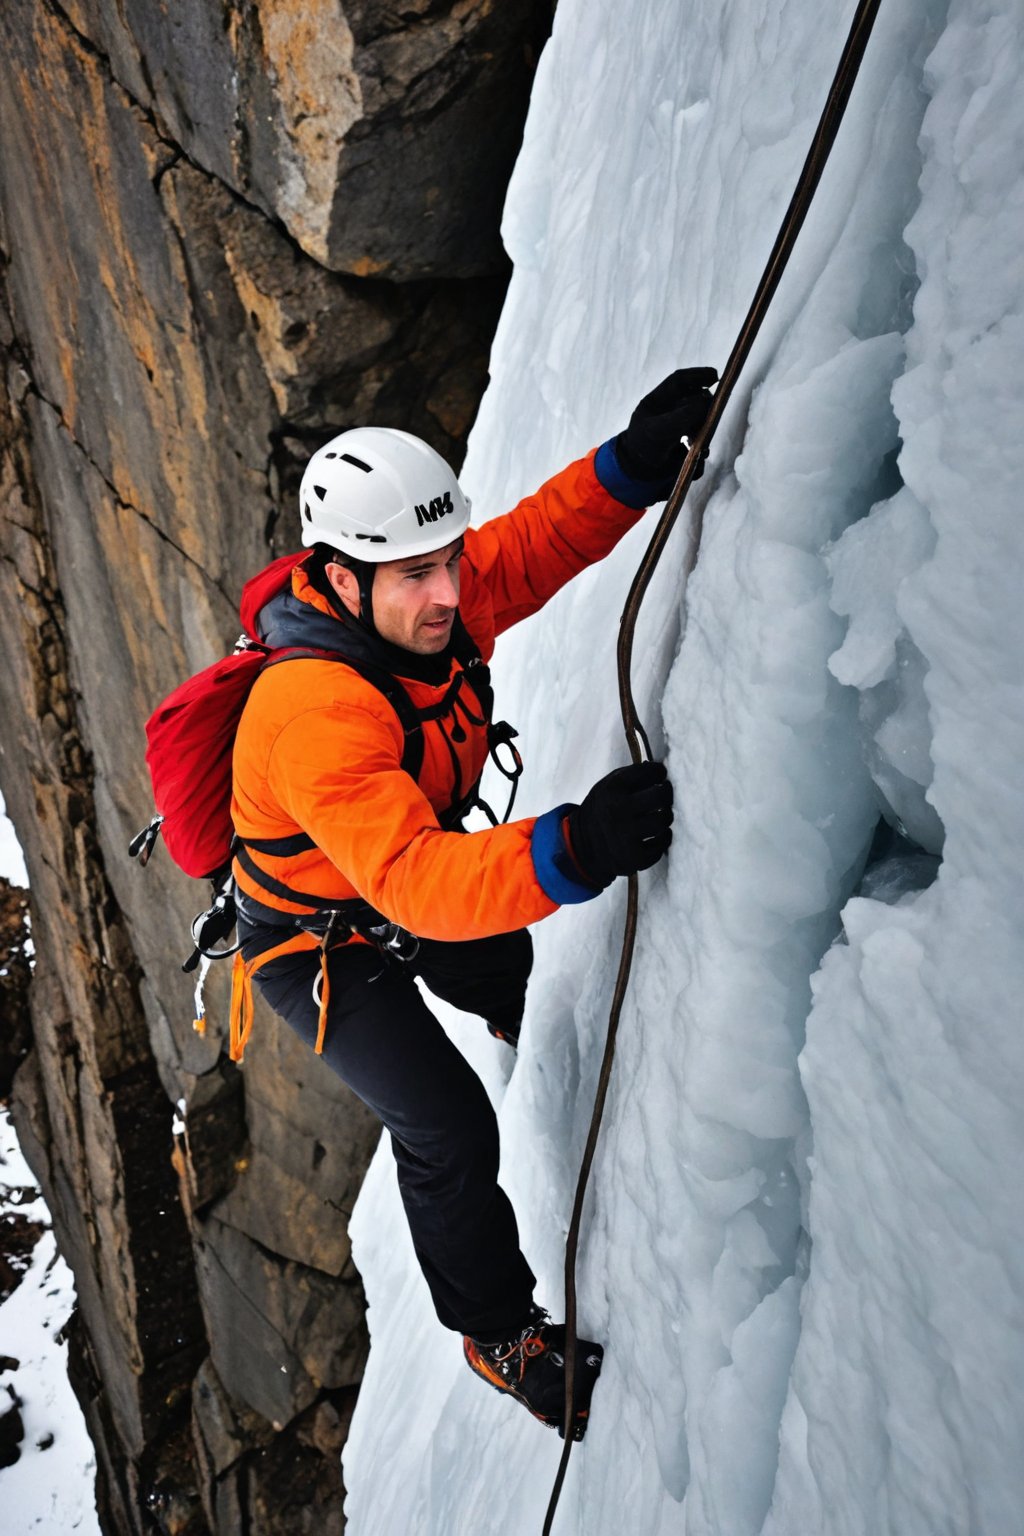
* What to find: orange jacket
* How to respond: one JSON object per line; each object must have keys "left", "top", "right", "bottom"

{"left": 231, "top": 449, "right": 647, "bottom": 942}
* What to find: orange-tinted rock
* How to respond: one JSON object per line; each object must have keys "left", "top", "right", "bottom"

{"left": 52, "top": 0, "right": 549, "bottom": 278}
{"left": 0, "top": 1, "right": 549, "bottom": 1528}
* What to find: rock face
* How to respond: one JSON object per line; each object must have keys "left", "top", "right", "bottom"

{"left": 0, "top": 2, "right": 549, "bottom": 1529}
{"left": 0, "top": 878, "right": 31, "bottom": 1093}
{"left": 62, "top": 0, "right": 537, "bottom": 278}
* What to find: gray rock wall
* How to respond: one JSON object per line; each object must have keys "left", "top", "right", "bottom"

{"left": 0, "top": 2, "right": 550, "bottom": 1529}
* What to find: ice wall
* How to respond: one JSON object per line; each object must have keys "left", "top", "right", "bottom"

{"left": 345, "top": 1, "right": 1024, "bottom": 1532}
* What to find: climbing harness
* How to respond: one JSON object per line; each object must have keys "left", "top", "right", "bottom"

{"left": 541, "top": 0, "right": 884, "bottom": 1527}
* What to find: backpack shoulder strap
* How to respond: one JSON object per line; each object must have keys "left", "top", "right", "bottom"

{"left": 450, "top": 613, "right": 493, "bottom": 723}
{"left": 262, "top": 647, "right": 425, "bottom": 779}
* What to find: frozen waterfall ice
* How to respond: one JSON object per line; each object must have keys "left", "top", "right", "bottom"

{"left": 343, "top": 1, "right": 1024, "bottom": 1532}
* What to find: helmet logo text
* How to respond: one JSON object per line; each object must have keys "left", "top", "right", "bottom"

{"left": 414, "top": 491, "right": 455, "bottom": 527}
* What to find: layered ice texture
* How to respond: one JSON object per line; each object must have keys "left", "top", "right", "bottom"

{"left": 345, "top": 1, "right": 1023, "bottom": 1531}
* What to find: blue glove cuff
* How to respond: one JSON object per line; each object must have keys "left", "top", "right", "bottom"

{"left": 594, "top": 437, "right": 675, "bottom": 509}
{"left": 531, "top": 806, "right": 603, "bottom": 906}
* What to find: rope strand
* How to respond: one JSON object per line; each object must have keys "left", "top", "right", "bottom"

{"left": 542, "top": 2, "right": 883, "bottom": 1527}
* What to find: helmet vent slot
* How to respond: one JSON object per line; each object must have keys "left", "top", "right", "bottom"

{"left": 340, "top": 453, "right": 373, "bottom": 472}
{"left": 313, "top": 485, "right": 327, "bottom": 500}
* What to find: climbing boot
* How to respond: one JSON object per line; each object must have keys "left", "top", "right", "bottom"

{"left": 463, "top": 1306, "right": 604, "bottom": 1439}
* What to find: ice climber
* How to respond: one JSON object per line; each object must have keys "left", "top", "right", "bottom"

{"left": 229, "top": 368, "right": 716, "bottom": 1437}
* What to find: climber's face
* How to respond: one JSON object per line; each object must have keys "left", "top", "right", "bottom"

{"left": 327, "top": 537, "right": 464, "bottom": 654}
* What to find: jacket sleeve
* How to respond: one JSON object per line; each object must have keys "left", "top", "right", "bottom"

{"left": 264, "top": 696, "right": 598, "bottom": 942}
{"left": 463, "top": 448, "right": 650, "bottom": 637}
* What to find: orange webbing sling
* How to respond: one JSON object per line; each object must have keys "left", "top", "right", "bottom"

{"left": 228, "top": 927, "right": 338, "bottom": 1062}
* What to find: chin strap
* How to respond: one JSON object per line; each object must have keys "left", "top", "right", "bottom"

{"left": 354, "top": 563, "right": 378, "bottom": 635}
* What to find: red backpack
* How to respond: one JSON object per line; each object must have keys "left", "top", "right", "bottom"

{"left": 131, "top": 646, "right": 269, "bottom": 880}
{"left": 129, "top": 551, "right": 305, "bottom": 882}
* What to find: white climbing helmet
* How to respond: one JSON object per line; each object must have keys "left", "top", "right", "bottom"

{"left": 298, "top": 427, "right": 472, "bottom": 562}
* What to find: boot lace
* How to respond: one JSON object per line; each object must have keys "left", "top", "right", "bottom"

{"left": 491, "top": 1309, "right": 551, "bottom": 1383}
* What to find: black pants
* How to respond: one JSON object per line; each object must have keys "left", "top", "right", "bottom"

{"left": 242, "top": 922, "right": 537, "bottom": 1339}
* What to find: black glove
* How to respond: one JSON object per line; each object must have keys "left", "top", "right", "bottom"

{"left": 568, "top": 762, "right": 674, "bottom": 889}
{"left": 616, "top": 367, "right": 718, "bottom": 485}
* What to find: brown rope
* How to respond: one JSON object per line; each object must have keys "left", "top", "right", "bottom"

{"left": 542, "top": 1, "right": 883, "bottom": 1527}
